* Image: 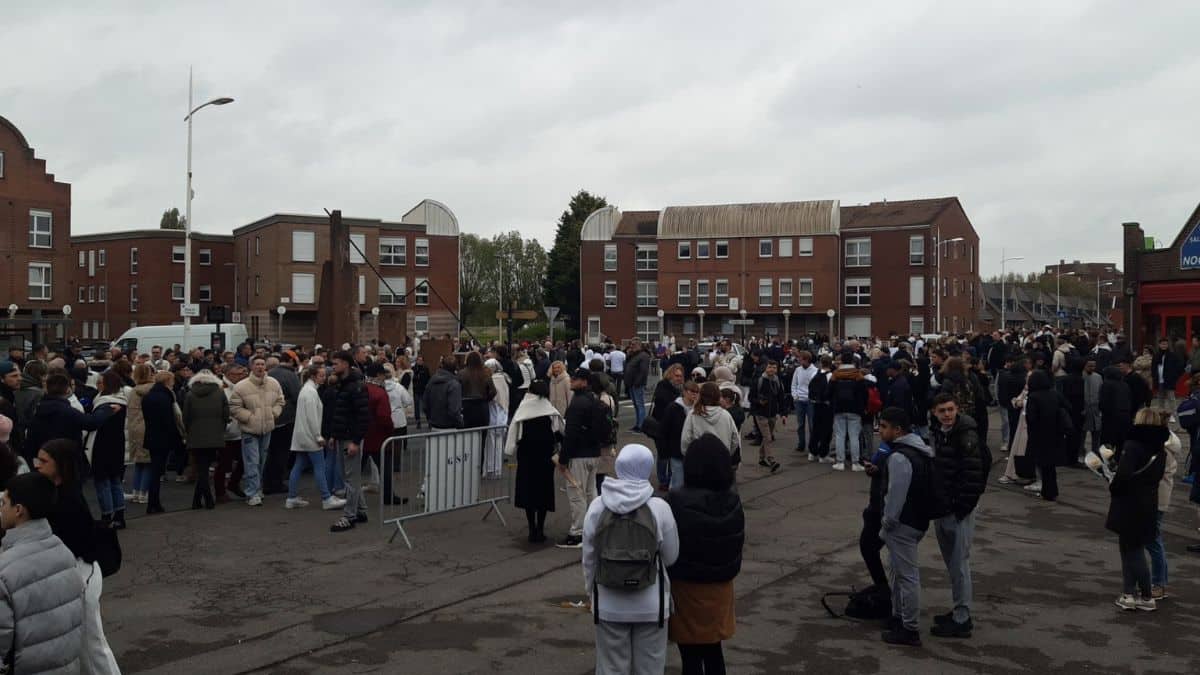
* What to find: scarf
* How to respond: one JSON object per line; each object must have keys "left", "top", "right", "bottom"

{"left": 504, "top": 396, "right": 563, "bottom": 457}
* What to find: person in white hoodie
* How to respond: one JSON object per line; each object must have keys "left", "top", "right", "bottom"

{"left": 583, "top": 443, "right": 680, "bottom": 675}
{"left": 286, "top": 363, "right": 346, "bottom": 511}
{"left": 680, "top": 382, "right": 741, "bottom": 457}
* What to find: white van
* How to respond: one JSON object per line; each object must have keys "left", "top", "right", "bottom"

{"left": 114, "top": 324, "right": 249, "bottom": 355}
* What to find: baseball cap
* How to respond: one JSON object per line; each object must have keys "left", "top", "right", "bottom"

{"left": 0, "top": 361, "right": 15, "bottom": 377}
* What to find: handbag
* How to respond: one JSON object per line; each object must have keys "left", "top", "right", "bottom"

{"left": 93, "top": 521, "right": 122, "bottom": 577}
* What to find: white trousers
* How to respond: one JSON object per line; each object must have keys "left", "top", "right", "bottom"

{"left": 77, "top": 559, "right": 122, "bottom": 675}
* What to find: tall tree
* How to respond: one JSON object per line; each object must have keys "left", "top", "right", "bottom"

{"left": 542, "top": 190, "right": 608, "bottom": 333}
{"left": 460, "top": 232, "right": 550, "bottom": 326}
{"left": 160, "top": 207, "right": 186, "bottom": 230}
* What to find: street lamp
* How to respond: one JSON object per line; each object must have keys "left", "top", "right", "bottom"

{"left": 1097, "top": 280, "right": 1115, "bottom": 327}
{"left": 826, "top": 308, "right": 836, "bottom": 342}
{"left": 371, "top": 306, "right": 381, "bottom": 343}
{"left": 656, "top": 308, "right": 665, "bottom": 346}
{"left": 182, "top": 68, "right": 234, "bottom": 352}
{"left": 935, "top": 236, "right": 965, "bottom": 334}
{"left": 697, "top": 309, "right": 705, "bottom": 340}
{"left": 739, "top": 308, "right": 748, "bottom": 343}
{"left": 999, "top": 249, "right": 1025, "bottom": 330}
{"left": 782, "top": 309, "right": 791, "bottom": 343}
{"left": 1056, "top": 269, "right": 1077, "bottom": 328}
{"left": 276, "top": 305, "right": 286, "bottom": 343}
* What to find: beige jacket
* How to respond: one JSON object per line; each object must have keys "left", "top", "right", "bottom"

{"left": 1159, "top": 430, "right": 1184, "bottom": 512}
{"left": 230, "top": 373, "right": 284, "bottom": 436}
{"left": 125, "top": 382, "right": 154, "bottom": 464}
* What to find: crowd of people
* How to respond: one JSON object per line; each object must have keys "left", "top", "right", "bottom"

{"left": 0, "top": 325, "right": 1197, "bottom": 673}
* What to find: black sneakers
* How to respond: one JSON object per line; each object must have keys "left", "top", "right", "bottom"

{"left": 930, "top": 614, "right": 973, "bottom": 638}
{"left": 881, "top": 626, "right": 922, "bottom": 646}
{"left": 556, "top": 535, "right": 583, "bottom": 549}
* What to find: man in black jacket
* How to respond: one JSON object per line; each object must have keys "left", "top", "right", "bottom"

{"left": 623, "top": 340, "right": 651, "bottom": 432}
{"left": 1118, "top": 357, "right": 1152, "bottom": 420}
{"left": 557, "top": 369, "right": 601, "bottom": 548}
{"left": 996, "top": 355, "right": 1025, "bottom": 452}
{"left": 1151, "top": 338, "right": 1185, "bottom": 408}
{"left": 928, "top": 393, "right": 986, "bottom": 638}
{"left": 423, "top": 356, "right": 463, "bottom": 430}
{"left": 329, "top": 351, "right": 371, "bottom": 533}
{"left": 411, "top": 356, "right": 431, "bottom": 428}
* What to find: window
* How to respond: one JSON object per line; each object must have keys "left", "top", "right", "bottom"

{"left": 798, "top": 237, "right": 813, "bottom": 256}
{"left": 845, "top": 238, "right": 871, "bottom": 266}
{"left": 677, "top": 241, "right": 691, "bottom": 259}
{"left": 198, "top": 285, "right": 212, "bottom": 302}
{"left": 778, "top": 238, "right": 793, "bottom": 257}
{"left": 130, "top": 284, "right": 139, "bottom": 312}
{"left": 636, "top": 281, "right": 658, "bottom": 307}
{"left": 604, "top": 281, "right": 618, "bottom": 307}
{"left": 414, "top": 315, "right": 429, "bottom": 334}
{"left": 696, "top": 241, "right": 710, "bottom": 259}
{"left": 415, "top": 238, "right": 430, "bottom": 266}
{"left": 98, "top": 249, "right": 106, "bottom": 267}
{"left": 82, "top": 322, "right": 89, "bottom": 339}
{"left": 942, "top": 278, "right": 947, "bottom": 297}
{"left": 255, "top": 236, "right": 261, "bottom": 256}
{"left": 87, "top": 286, "right": 95, "bottom": 303}
{"left": 968, "top": 244, "right": 974, "bottom": 272}
{"left": 28, "top": 263, "right": 51, "bottom": 300}
{"left": 359, "top": 275, "right": 366, "bottom": 305}
{"left": 636, "top": 317, "right": 661, "bottom": 344}
{"left": 291, "top": 273, "right": 315, "bottom": 304}
{"left": 587, "top": 317, "right": 602, "bottom": 342}
{"left": 78, "top": 286, "right": 86, "bottom": 303}
{"left": 696, "top": 280, "right": 710, "bottom": 307}
{"left": 604, "top": 244, "right": 618, "bottom": 272}
{"left": 909, "top": 276, "right": 925, "bottom": 306}
{"left": 130, "top": 247, "right": 138, "bottom": 274}
{"left": 715, "top": 279, "right": 729, "bottom": 307}
{"left": 758, "top": 278, "right": 772, "bottom": 306}
{"left": 715, "top": 241, "right": 729, "bottom": 258}
{"left": 29, "top": 210, "right": 52, "bottom": 248}
{"left": 172, "top": 245, "right": 186, "bottom": 263}
{"left": 414, "top": 278, "right": 429, "bottom": 305}
{"left": 845, "top": 277, "right": 871, "bottom": 306}
{"left": 349, "top": 234, "right": 366, "bottom": 264}
{"left": 677, "top": 280, "right": 691, "bottom": 307}
{"left": 380, "top": 237, "right": 406, "bottom": 265}
{"left": 635, "top": 245, "right": 658, "bottom": 271}
{"left": 759, "top": 239, "right": 772, "bottom": 257}
{"left": 88, "top": 250, "right": 95, "bottom": 276}
{"left": 292, "top": 231, "right": 316, "bottom": 262}
{"left": 0, "top": 151, "right": 4, "bottom": 177}
{"left": 909, "top": 236, "right": 925, "bottom": 265}
{"left": 909, "top": 317, "right": 925, "bottom": 335}
{"left": 198, "top": 249, "right": 212, "bottom": 266}
{"left": 254, "top": 275, "right": 261, "bottom": 296}
{"left": 778, "top": 279, "right": 793, "bottom": 306}
{"left": 797, "top": 278, "right": 814, "bottom": 306}
{"left": 171, "top": 283, "right": 185, "bottom": 301}
{"left": 78, "top": 251, "right": 86, "bottom": 267}
{"left": 98, "top": 285, "right": 106, "bottom": 303}
{"left": 380, "top": 277, "right": 406, "bottom": 305}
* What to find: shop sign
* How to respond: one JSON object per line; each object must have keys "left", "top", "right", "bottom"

{"left": 1183, "top": 220, "right": 1200, "bottom": 270}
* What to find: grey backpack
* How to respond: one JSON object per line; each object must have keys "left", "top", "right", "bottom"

{"left": 593, "top": 504, "right": 665, "bottom": 626}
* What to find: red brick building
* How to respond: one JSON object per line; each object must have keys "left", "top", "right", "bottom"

{"left": 580, "top": 197, "right": 981, "bottom": 343}
{"left": 1043, "top": 259, "right": 1124, "bottom": 329}
{"left": 1123, "top": 206, "right": 1200, "bottom": 350}
{"left": 1, "top": 115, "right": 73, "bottom": 344}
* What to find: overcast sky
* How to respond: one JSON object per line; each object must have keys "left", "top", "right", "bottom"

{"left": 5, "top": 0, "right": 1199, "bottom": 277}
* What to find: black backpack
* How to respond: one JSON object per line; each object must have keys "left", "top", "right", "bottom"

{"left": 822, "top": 584, "right": 892, "bottom": 621}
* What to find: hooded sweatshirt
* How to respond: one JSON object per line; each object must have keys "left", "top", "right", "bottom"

{"left": 880, "top": 432, "right": 936, "bottom": 534}
{"left": 680, "top": 405, "right": 741, "bottom": 457}
{"left": 582, "top": 444, "right": 679, "bottom": 624}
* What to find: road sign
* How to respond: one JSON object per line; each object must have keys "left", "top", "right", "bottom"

{"left": 231, "top": 311, "right": 242, "bottom": 323}
{"left": 1057, "top": 310, "right": 1068, "bottom": 319}
{"left": 180, "top": 303, "right": 200, "bottom": 318}
{"left": 496, "top": 310, "right": 539, "bottom": 320}
{"left": 728, "top": 298, "right": 739, "bottom": 311}
{"left": 729, "top": 319, "right": 755, "bottom": 325}
{"left": 544, "top": 306, "right": 560, "bottom": 322}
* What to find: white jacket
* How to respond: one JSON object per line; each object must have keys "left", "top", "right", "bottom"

{"left": 582, "top": 478, "right": 679, "bottom": 624}
{"left": 384, "top": 379, "right": 413, "bottom": 429}
{"left": 291, "top": 380, "right": 323, "bottom": 452}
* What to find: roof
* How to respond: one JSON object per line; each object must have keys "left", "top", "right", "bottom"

{"left": 658, "top": 200, "right": 839, "bottom": 240}
{"left": 615, "top": 210, "right": 659, "bottom": 237}
{"left": 401, "top": 199, "right": 459, "bottom": 236}
{"left": 839, "top": 197, "right": 958, "bottom": 230}
{"left": 233, "top": 213, "right": 410, "bottom": 236}
{"left": 0, "top": 115, "right": 31, "bottom": 150}
{"left": 580, "top": 206, "right": 623, "bottom": 241}
{"left": 70, "top": 229, "right": 233, "bottom": 243}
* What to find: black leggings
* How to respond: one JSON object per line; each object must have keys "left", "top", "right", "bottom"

{"left": 859, "top": 511, "right": 888, "bottom": 589}
{"left": 679, "top": 643, "right": 725, "bottom": 675}
{"left": 524, "top": 508, "right": 547, "bottom": 533}
{"left": 192, "top": 448, "right": 216, "bottom": 508}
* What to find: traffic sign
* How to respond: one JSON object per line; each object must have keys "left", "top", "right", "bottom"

{"left": 544, "top": 306, "right": 560, "bottom": 322}
{"left": 1057, "top": 310, "right": 1068, "bottom": 319}
{"left": 180, "top": 303, "right": 200, "bottom": 318}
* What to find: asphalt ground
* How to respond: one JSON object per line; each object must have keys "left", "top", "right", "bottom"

{"left": 102, "top": 395, "right": 1200, "bottom": 674}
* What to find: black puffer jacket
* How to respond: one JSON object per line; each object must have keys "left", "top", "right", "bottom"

{"left": 1099, "top": 367, "right": 1132, "bottom": 447}
{"left": 329, "top": 368, "right": 370, "bottom": 441}
{"left": 930, "top": 413, "right": 986, "bottom": 519}
{"left": 1106, "top": 424, "right": 1167, "bottom": 549}
{"left": 1024, "top": 370, "right": 1069, "bottom": 465}
{"left": 667, "top": 486, "right": 744, "bottom": 583}
{"left": 142, "top": 383, "right": 183, "bottom": 455}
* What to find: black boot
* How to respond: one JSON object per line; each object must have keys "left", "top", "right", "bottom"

{"left": 101, "top": 513, "right": 113, "bottom": 528}
{"left": 112, "top": 509, "right": 127, "bottom": 530}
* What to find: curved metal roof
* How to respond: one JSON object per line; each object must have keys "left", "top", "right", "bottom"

{"left": 658, "top": 200, "right": 839, "bottom": 239}
{"left": 402, "top": 199, "right": 459, "bottom": 236}
{"left": 580, "top": 205, "right": 622, "bottom": 241}
{"left": 0, "top": 115, "right": 31, "bottom": 150}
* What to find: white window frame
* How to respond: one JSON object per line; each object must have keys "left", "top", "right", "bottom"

{"left": 78, "top": 286, "right": 86, "bottom": 303}
{"left": 98, "top": 249, "right": 106, "bottom": 267}
{"left": 798, "top": 237, "right": 813, "bottom": 256}
{"left": 778, "top": 238, "right": 793, "bottom": 257}
{"left": 604, "top": 244, "right": 618, "bottom": 272}
{"left": 845, "top": 238, "right": 871, "bottom": 267}
{"left": 635, "top": 245, "right": 658, "bottom": 271}
{"left": 696, "top": 241, "right": 710, "bottom": 259}
{"left": 635, "top": 317, "right": 661, "bottom": 344}
{"left": 909, "top": 235, "right": 925, "bottom": 265}
{"left": 196, "top": 248, "right": 211, "bottom": 266}
{"left": 758, "top": 278, "right": 772, "bottom": 307}
{"left": 349, "top": 233, "right": 367, "bottom": 264}
{"left": 604, "top": 281, "right": 618, "bottom": 307}
{"left": 292, "top": 231, "right": 316, "bottom": 263}
{"left": 359, "top": 275, "right": 366, "bottom": 305}
{"left": 380, "top": 237, "right": 407, "bottom": 266}
{"left": 29, "top": 210, "right": 52, "bottom": 248}
{"left": 715, "top": 240, "right": 729, "bottom": 259}
{"left": 587, "top": 316, "right": 602, "bottom": 343}
{"left": 797, "top": 278, "right": 814, "bottom": 307}
{"left": 677, "top": 241, "right": 691, "bottom": 260}
{"left": 292, "top": 273, "right": 316, "bottom": 304}
{"left": 414, "top": 277, "right": 429, "bottom": 306}
{"left": 130, "top": 247, "right": 138, "bottom": 274}
{"left": 677, "top": 280, "right": 691, "bottom": 307}
{"left": 942, "top": 278, "right": 948, "bottom": 297}
{"left": 98, "top": 285, "right": 106, "bottom": 303}
{"left": 87, "top": 285, "right": 95, "bottom": 303}
{"left": 778, "top": 278, "right": 793, "bottom": 306}
{"left": 715, "top": 279, "right": 729, "bottom": 307}
{"left": 909, "top": 316, "right": 925, "bottom": 335}
{"left": 255, "top": 236, "right": 261, "bottom": 256}
{"left": 78, "top": 251, "right": 86, "bottom": 267}
{"left": 198, "top": 284, "right": 212, "bottom": 302}
{"left": 0, "top": 150, "right": 4, "bottom": 178}
{"left": 909, "top": 276, "right": 925, "bottom": 306}
{"left": 414, "top": 315, "right": 430, "bottom": 334}
{"left": 636, "top": 281, "right": 657, "bottom": 308}
{"left": 28, "top": 263, "right": 51, "bottom": 300}
{"left": 415, "top": 238, "right": 430, "bottom": 266}
{"left": 696, "top": 280, "right": 710, "bottom": 307}
{"left": 172, "top": 245, "right": 186, "bottom": 264}
{"left": 758, "top": 239, "right": 772, "bottom": 257}
{"left": 380, "top": 277, "right": 407, "bottom": 305}
{"left": 845, "top": 277, "right": 871, "bottom": 306}
{"left": 171, "top": 283, "right": 185, "bottom": 301}
{"left": 129, "top": 284, "right": 139, "bottom": 312}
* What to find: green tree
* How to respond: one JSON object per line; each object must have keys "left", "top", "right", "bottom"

{"left": 542, "top": 190, "right": 608, "bottom": 333}
{"left": 460, "top": 232, "right": 550, "bottom": 326}
{"left": 160, "top": 207, "right": 186, "bottom": 230}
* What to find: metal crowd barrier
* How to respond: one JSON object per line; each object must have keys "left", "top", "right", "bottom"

{"left": 378, "top": 424, "right": 513, "bottom": 548}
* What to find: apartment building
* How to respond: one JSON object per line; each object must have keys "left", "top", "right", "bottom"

{"left": 579, "top": 197, "right": 981, "bottom": 343}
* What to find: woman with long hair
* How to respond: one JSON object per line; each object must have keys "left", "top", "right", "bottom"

{"left": 460, "top": 351, "right": 497, "bottom": 429}
{"left": 124, "top": 363, "right": 156, "bottom": 504}
{"left": 142, "top": 370, "right": 184, "bottom": 514}
{"left": 288, "top": 363, "right": 345, "bottom": 510}
{"left": 548, "top": 361, "right": 572, "bottom": 416}
{"left": 681, "top": 382, "right": 741, "bottom": 458}
{"left": 89, "top": 370, "right": 129, "bottom": 528}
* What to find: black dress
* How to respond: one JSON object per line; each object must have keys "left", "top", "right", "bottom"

{"left": 513, "top": 416, "right": 557, "bottom": 512}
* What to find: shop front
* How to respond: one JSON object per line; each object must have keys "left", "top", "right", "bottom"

{"left": 1124, "top": 212, "right": 1200, "bottom": 351}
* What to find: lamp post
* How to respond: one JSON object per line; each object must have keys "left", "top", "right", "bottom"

{"left": 739, "top": 308, "right": 748, "bottom": 343}
{"left": 697, "top": 309, "right": 705, "bottom": 340}
{"left": 826, "top": 308, "right": 836, "bottom": 342}
{"left": 276, "top": 305, "right": 286, "bottom": 343}
{"left": 7, "top": 304, "right": 16, "bottom": 332}
{"left": 656, "top": 308, "right": 665, "bottom": 346}
{"left": 999, "top": 249, "right": 1025, "bottom": 330}
{"left": 371, "top": 306, "right": 381, "bottom": 343}
{"left": 62, "top": 305, "right": 72, "bottom": 343}
{"left": 182, "top": 68, "right": 234, "bottom": 352}
{"left": 782, "top": 309, "right": 791, "bottom": 343}
{"left": 1097, "top": 280, "right": 1115, "bottom": 327}
{"left": 935, "top": 235, "right": 965, "bottom": 334}
{"left": 1056, "top": 269, "right": 1077, "bottom": 328}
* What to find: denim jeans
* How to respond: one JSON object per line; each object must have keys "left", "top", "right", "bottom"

{"left": 288, "top": 450, "right": 331, "bottom": 500}
{"left": 793, "top": 400, "right": 813, "bottom": 451}
{"left": 94, "top": 478, "right": 125, "bottom": 516}
{"left": 241, "top": 432, "right": 273, "bottom": 499}
{"left": 667, "top": 457, "right": 684, "bottom": 490}
{"left": 132, "top": 463, "right": 154, "bottom": 492}
{"left": 833, "top": 413, "right": 862, "bottom": 464}
{"left": 657, "top": 459, "right": 671, "bottom": 488}
{"left": 630, "top": 386, "right": 646, "bottom": 429}
{"left": 1146, "top": 510, "right": 1167, "bottom": 587}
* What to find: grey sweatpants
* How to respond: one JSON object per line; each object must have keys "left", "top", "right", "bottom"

{"left": 882, "top": 522, "right": 925, "bottom": 631}
{"left": 935, "top": 511, "right": 975, "bottom": 623}
{"left": 340, "top": 440, "right": 367, "bottom": 520}
{"left": 595, "top": 620, "right": 667, "bottom": 675}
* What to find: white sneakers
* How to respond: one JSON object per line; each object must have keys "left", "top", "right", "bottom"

{"left": 125, "top": 491, "right": 148, "bottom": 504}
{"left": 807, "top": 453, "right": 817, "bottom": 462}
{"left": 247, "top": 494, "right": 263, "bottom": 507}
{"left": 820, "top": 456, "right": 836, "bottom": 464}
{"left": 1023, "top": 481, "right": 1043, "bottom": 492}
{"left": 851, "top": 464, "right": 865, "bottom": 473}
{"left": 322, "top": 496, "right": 348, "bottom": 511}
{"left": 1115, "top": 594, "right": 1156, "bottom": 612}
{"left": 285, "top": 497, "right": 309, "bottom": 509}
{"left": 832, "top": 463, "right": 846, "bottom": 471}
